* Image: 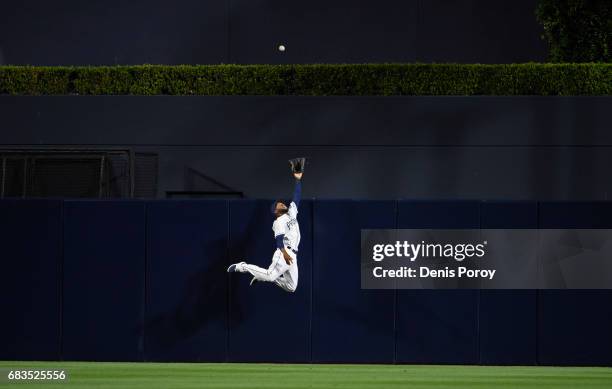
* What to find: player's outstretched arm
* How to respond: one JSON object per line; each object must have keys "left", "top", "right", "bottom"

{"left": 288, "top": 157, "right": 305, "bottom": 210}
{"left": 291, "top": 176, "right": 302, "bottom": 208}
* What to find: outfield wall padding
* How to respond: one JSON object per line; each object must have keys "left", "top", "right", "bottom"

{"left": 311, "top": 200, "right": 396, "bottom": 363}
{"left": 537, "top": 202, "right": 612, "bottom": 366}
{"left": 396, "top": 201, "right": 480, "bottom": 364}
{"left": 478, "top": 202, "right": 538, "bottom": 365}
{"left": 0, "top": 200, "right": 62, "bottom": 360}
{"left": 62, "top": 201, "right": 146, "bottom": 361}
{"left": 1, "top": 199, "right": 612, "bottom": 366}
{"left": 145, "top": 200, "right": 228, "bottom": 362}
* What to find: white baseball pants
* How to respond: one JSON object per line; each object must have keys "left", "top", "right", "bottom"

{"left": 243, "top": 248, "right": 298, "bottom": 293}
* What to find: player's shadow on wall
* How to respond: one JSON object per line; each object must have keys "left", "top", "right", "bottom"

{"left": 142, "top": 205, "right": 267, "bottom": 358}
{"left": 143, "top": 236, "right": 229, "bottom": 359}
{"left": 226, "top": 201, "right": 277, "bottom": 327}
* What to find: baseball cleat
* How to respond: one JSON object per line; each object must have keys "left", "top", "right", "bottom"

{"left": 227, "top": 262, "right": 246, "bottom": 273}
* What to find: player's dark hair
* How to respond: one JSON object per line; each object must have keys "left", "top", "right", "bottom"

{"left": 270, "top": 199, "right": 288, "bottom": 215}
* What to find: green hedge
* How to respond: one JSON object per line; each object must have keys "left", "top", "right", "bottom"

{"left": 0, "top": 64, "right": 610, "bottom": 96}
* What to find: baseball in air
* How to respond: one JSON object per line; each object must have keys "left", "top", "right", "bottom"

{"left": 278, "top": 45, "right": 286, "bottom": 52}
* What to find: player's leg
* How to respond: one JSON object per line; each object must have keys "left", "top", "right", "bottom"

{"left": 228, "top": 250, "right": 298, "bottom": 292}
{"left": 273, "top": 274, "right": 292, "bottom": 292}
{"left": 240, "top": 249, "right": 289, "bottom": 283}
{"left": 227, "top": 250, "right": 280, "bottom": 276}
{"left": 274, "top": 252, "right": 298, "bottom": 292}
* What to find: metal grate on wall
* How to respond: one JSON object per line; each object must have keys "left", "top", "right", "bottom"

{"left": 0, "top": 149, "right": 158, "bottom": 199}
{"left": 134, "top": 152, "right": 158, "bottom": 198}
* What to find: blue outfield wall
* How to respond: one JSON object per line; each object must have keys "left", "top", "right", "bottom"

{"left": 312, "top": 200, "right": 396, "bottom": 363}
{"left": 537, "top": 203, "right": 612, "bottom": 367}
{"left": 478, "top": 202, "right": 538, "bottom": 366}
{"left": 145, "top": 201, "right": 228, "bottom": 362}
{"left": 62, "top": 201, "right": 146, "bottom": 361}
{"left": 1, "top": 199, "right": 611, "bottom": 365}
{"left": 0, "top": 200, "right": 62, "bottom": 361}
{"left": 396, "top": 201, "right": 480, "bottom": 364}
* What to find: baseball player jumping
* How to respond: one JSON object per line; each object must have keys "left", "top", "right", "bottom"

{"left": 227, "top": 158, "right": 305, "bottom": 293}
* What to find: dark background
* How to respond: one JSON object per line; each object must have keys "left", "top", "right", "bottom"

{"left": 0, "top": 0, "right": 546, "bottom": 65}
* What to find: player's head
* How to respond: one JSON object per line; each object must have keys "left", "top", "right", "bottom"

{"left": 271, "top": 200, "right": 288, "bottom": 218}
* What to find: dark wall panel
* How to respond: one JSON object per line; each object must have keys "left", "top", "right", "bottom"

{"left": 478, "top": 202, "right": 537, "bottom": 365}
{"left": 537, "top": 202, "right": 612, "bottom": 366}
{"left": 0, "top": 1, "right": 227, "bottom": 65}
{"left": 539, "top": 202, "right": 612, "bottom": 229}
{"left": 397, "top": 200, "right": 480, "bottom": 229}
{"left": 538, "top": 291, "right": 612, "bottom": 366}
{"left": 62, "top": 201, "right": 145, "bottom": 361}
{"left": 396, "top": 201, "right": 480, "bottom": 364}
{"left": 230, "top": 0, "right": 418, "bottom": 64}
{"left": 228, "top": 200, "right": 312, "bottom": 362}
{"left": 2, "top": 96, "right": 611, "bottom": 201}
{"left": 0, "top": 1, "right": 544, "bottom": 65}
{"left": 480, "top": 201, "right": 538, "bottom": 229}
{"left": 311, "top": 200, "right": 396, "bottom": 363}
{"left": 145, "top": 201, "right": 228, "bottom": 362}
{"left": 417, "top": 0, "right": 545, "bottom": 62}
{"left": 0, "top": 200, "right": 62, "bottom": 360}
{"left": 5, "top": 97, "right": 610, "bottom": 147}
{"left": 5, "top": 198, "right": 612, "bottom": 364}
{"left": 231, "top": 0, "right": 544, "bottom": 64}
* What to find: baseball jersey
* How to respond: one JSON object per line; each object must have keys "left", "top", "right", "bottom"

{"left": 273, "top": 201, "right": 301, "bottom": 251}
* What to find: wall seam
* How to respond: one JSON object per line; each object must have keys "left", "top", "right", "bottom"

{"left": 393, "top": 199, "right": 398, "bottom": 364}
{"left": 477, "top": 201, "right": 482, "bottom": 365}
{"left": 59, "top": 200, "right": 65, "bottom": 361}
{"left": 226, "top": 200, "right": 231, "bottom": 362}
{"left": 309, "top": 199, "right": 314, "bottom": 363}
{"left": 536, "top": 201, "right": 540, "bottom": 366}
{"left": 142, "top": 202, "right": 148, "bottom": 361}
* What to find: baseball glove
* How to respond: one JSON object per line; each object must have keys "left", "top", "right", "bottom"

{"left": 289, "top": 157, "right": 306, "bottom": 174}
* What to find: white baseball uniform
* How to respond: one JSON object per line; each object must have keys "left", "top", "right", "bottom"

{"left": 241, "top": 201, "right": 300, "bottom": 292}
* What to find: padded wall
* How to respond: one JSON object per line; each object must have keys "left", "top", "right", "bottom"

{"left": 145, "top": 201, "right": 228, "bottom": 361}
{"left": 538, "top": 202, "right": 612, "bottom": 366}
{"left": 0, "top": 200, "right": 62, "bottom": 360}
{"left": 3, "top": 199, "right": 612, "bottom": 365}
{"left": 62, "top": 201, "right": 146, "bottom": 361}
{"left": 228, "top": 200, "right": 312, "bottom": 362}
{"left": 396, "top": 201, "right": 480, "bottom": 364}
{"left": 478, "top": 202, "right": 538, "bottom": 365}
{"left": 312, "top": 200, "right": 396, "bottom": 363}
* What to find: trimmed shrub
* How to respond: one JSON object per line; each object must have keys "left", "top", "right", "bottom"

{"left": 0, "top": 64, "right": 610, "bottom": 96}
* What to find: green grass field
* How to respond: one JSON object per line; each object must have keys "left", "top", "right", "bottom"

{"left": 1, "top": 362, "right": 611, "bottom": 389}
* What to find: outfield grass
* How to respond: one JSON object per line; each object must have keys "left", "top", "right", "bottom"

{"left": 1, "top": 362, "right": 611, "bottom": 389}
